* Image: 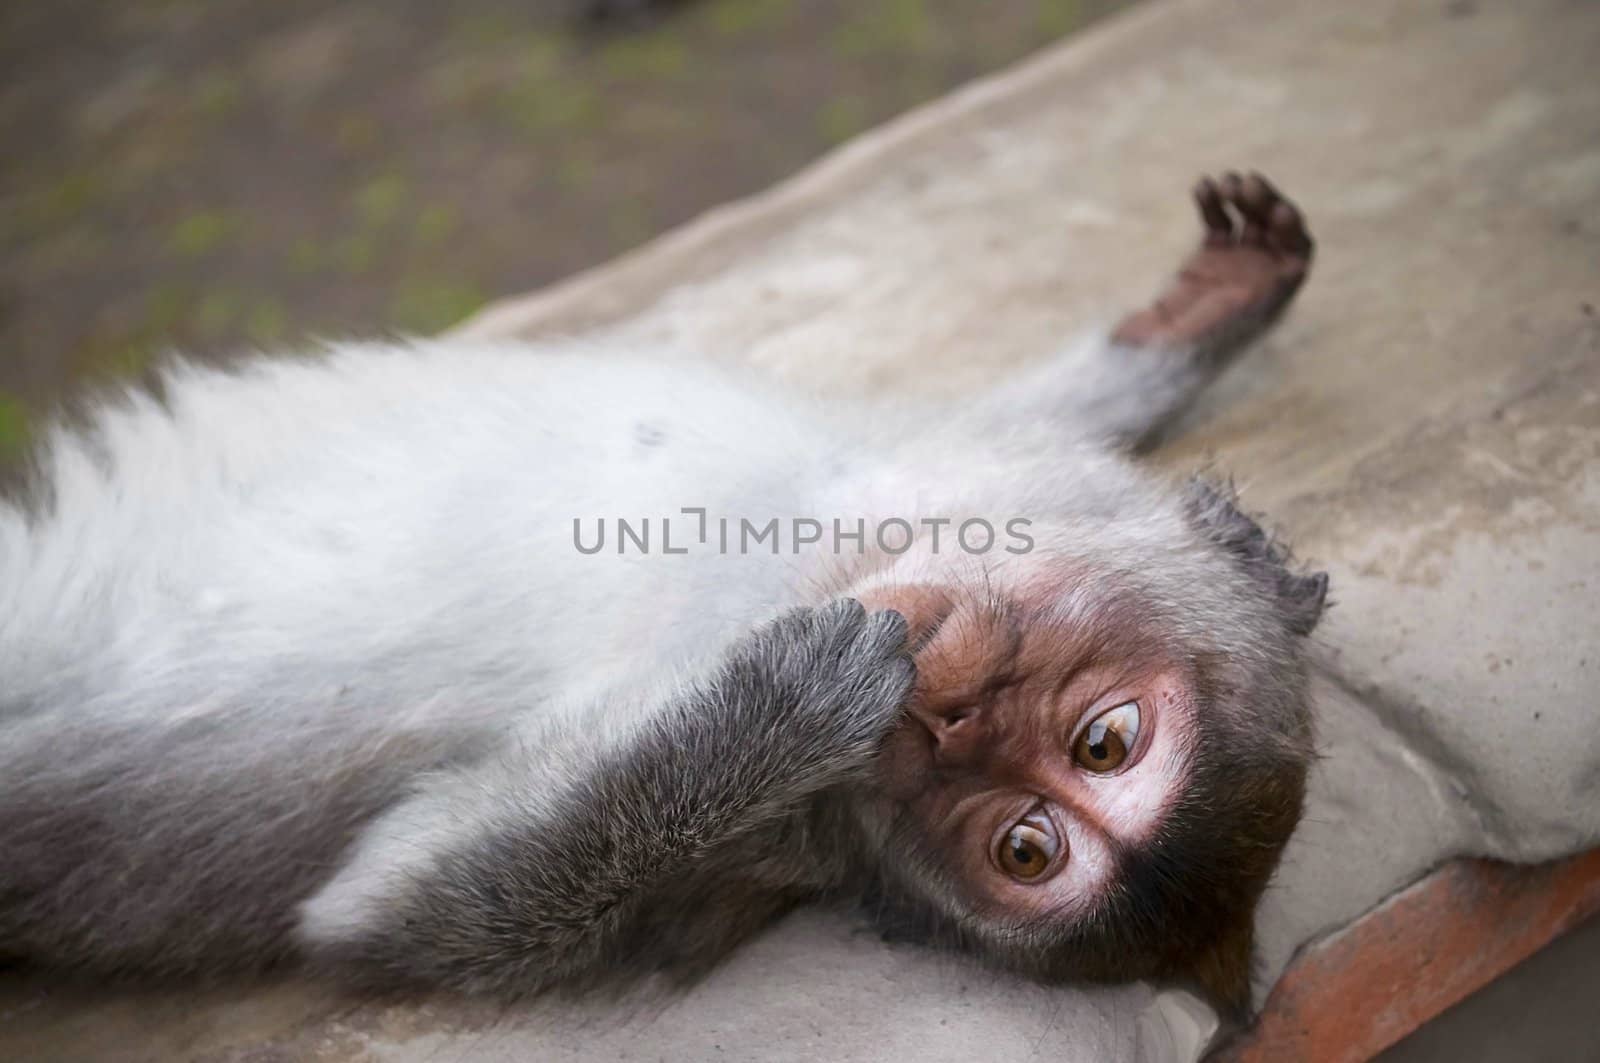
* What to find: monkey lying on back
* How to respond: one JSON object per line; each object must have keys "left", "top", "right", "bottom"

{"left": 0, "top": 172, "right": 1325, "bottom": 1017}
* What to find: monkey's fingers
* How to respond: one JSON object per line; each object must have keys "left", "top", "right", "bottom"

{"left": 1194, "top": 177, "right": 1234, "bottom": 244}
{"left": 1266, "top": 198, "right": 1314, "bottom": 258}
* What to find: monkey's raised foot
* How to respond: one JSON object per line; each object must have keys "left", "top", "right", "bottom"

{"left": 1112, "top": 171, "right": 1314, "bottom": 356}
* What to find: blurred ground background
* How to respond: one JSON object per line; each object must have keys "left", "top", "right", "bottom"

{"left": 0, "top": 0, "right": 1127, "bottom": 464}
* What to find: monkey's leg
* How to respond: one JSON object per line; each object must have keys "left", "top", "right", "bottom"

{"left": 985, "top": 172, "right": 1314, "bottom": 449}
{"left": 297, "top": 600, "right": 913, "bottom": 995}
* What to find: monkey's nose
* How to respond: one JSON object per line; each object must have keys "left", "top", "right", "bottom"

{"left": 907, "top": 702, "right": 982, "bottom": 765}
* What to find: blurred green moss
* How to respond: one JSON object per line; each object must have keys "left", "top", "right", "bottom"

{"left": 390, "top": 280, "right": 487, "bottom": 334}
{"left": 503, "top": 78, "right": 599, "bottom": 137}
{"left": 193, "top": 289, "right": 246, "bottom": 339}
{"left": 0, "top": 394, "right": 31, "bottom": 461}
{"left": 245, "top": 298, "right": 289, "bottom": 344}
{"left": 334, "top": 114, "right": 384, "bottom": 155}
{"left": 832, "top": 0, "right": 936, "bottom": 60}
{"left": 352, "top": 174, "right": 410, "bottom": 229}
{"left": 706, "top": 0, "right": 794, "bottom": 37}
{"left": 192, "top": 68, "right": 244, "bottom": 120}
{"left": 287, "top": 237, "right": 327, "bottom": 276}
{"left": 81, "top": 337, "right": 162, "bottom": 381}
{"left": 817, "top": 97, "right": 869, "bottom": 145}
{"left": 144, "top": 283, "right": 194, "bottom": 333}
{"left": 167, "top": 210, "right": 241, "bottom": 258}
{"left": 1037, "top": 0, "right": 1087, "bottom": 37}
{"left": 24, "top": 172, "right": 107, "bottom": 235}
{"left": 413, "top": 204, "right": 458, "bottom": 247}
{"left": 600, "top": 34, "right": 691, "bottom": 80}
{"left": 334, "top": 232, "right": 381, "bottom": 275}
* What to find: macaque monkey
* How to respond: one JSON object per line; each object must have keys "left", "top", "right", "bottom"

{"left": 0, "top": 172, "right": 1326, "bottom": 1017}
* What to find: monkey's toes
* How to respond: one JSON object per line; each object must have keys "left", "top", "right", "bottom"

{"left": 1112, "top": 171, "right": 1314, "bottom": 354}
{"left": 1194, "top": 171, "right": 1313, "bottom": 261}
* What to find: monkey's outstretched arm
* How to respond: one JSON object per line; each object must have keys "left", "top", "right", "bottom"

{"left": 297, "top": 601, "right": 913, "bottom": 995}
{"left": 985, "top": 172, "right": 1314, "bottom": 450}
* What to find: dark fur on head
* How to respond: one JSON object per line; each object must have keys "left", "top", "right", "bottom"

{"left": 1183, "top": 478, "right": 1330, "bottom": 638}
{"left": 857, "top": 480, "right": 1326, "bottom": 1018}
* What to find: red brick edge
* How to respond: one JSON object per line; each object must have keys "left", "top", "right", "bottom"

{"left": 1214, "top": 849, "right": 1600, "bottom": 1063}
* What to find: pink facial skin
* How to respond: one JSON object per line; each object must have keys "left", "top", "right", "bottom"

{"left": 861, "top": 580, "right": 1198, "bottom": 923}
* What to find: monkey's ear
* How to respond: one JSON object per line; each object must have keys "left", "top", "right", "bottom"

{"left": 1183, "top": 478, "right": 1329, "bottom": 637}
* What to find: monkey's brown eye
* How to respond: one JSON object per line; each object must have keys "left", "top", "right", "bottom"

{"left": 1073, "top": 701, "right": 1141, "bottom": 773}
{"left": 995, "top": 813, "right": 1059, "bottom": 880}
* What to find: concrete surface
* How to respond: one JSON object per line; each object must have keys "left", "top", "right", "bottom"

{"left": 3, "top": 0, "right": 1598, "bottom": 1059}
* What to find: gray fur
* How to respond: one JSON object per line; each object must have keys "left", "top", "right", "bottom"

{"left": 303, "top": 601, "right": 913, "bottom": 993}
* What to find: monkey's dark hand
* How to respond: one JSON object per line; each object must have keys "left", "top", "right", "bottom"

{"left": 299, "top": 600, "right": 914, "bottom": 995}
{"left": 706, "top": 599, "right": 916, "bottom": 790}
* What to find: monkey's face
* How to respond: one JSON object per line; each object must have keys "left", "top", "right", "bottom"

{"left": 849, "top": 488, "right": 1325, "bottom": 1014}
{"left": 869, "top": 582, "right": 1199, "bottom": 927}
